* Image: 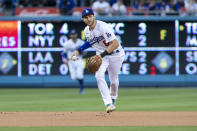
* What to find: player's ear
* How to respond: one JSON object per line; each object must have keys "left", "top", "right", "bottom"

{"left": 82, "top": 17, "right": 85, "bottom": 21}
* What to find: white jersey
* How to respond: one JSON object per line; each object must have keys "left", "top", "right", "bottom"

{"left": 63, "top": 38, "right": 84, "bottom": 59}
{"left": 84, "top": 20, "right": 123, "bottom": 55}
{"left": 84, "top": 20, "right": 125, "bottom": 107}
{"left": 63, "top": 38, "right": 84, "bottom": 80}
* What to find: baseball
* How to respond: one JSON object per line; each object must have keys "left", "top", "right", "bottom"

{"left": 71, "top": 56, "right": 78, "bottom": 61}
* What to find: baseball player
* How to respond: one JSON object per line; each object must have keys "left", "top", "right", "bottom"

{"left": 61, "top": 29, "right": 85, "bottom": 94}
{"left": 71, "top": 8, "right": 125, "bottom": 113}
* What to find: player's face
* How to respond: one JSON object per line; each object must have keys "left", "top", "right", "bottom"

{"left": 82, "top": 15, "right": 95, "bottom": 27}
{"left": 70, "top": 34, "right": 78, "bottom": 40}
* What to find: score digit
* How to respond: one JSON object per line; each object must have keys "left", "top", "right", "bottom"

{"left": 138, "top": 63, "right": 147, "bottom": 75}
{"left": 138, "top": 22, "right": 147, "bottom": 47}
{"left": 138, "top": 35, "right": 147, "bottom": 46}
{"left": 138, "top": 23, "right": 147, "bottom": 34}
{"left": 138, "top": 51, "right": 147, "bottom": 75}
{"left": 59, "top": 23, "right": 69, "bottom": 34}
{"left": 138, "top": 51, "right": 147, "bottom": 63}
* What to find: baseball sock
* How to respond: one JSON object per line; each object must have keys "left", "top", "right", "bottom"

{"left": 78, "top": 79, "right": 84, "bottom": 93}
{"left": 112, "top": 99, "right": 116, "bottom": 105}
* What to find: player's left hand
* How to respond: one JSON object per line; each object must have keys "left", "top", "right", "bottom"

{"left": 86, "top": 55, "right": 102, "bottom": 73}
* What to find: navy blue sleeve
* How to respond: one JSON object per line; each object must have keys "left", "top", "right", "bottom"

{"left": 77, "top": 41, "right": 91, "bottom": 53}
{"left": 61, "top": 52, "right": 67, "bottom": 58}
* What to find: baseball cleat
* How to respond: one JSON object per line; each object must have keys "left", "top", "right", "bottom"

{"left": 106, "top": 104, "right": 115, "bottom": 113}
{"left": 111, "top": 104, "right": 116, "bottom": 111}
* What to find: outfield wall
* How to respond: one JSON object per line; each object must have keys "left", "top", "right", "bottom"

{"left": 0, "top": 16, "right": 197, "bottom": 87}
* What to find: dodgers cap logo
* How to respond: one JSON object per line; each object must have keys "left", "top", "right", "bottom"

{"left": 70, "top": 29, "right": 77, "bottom": 35}
{"left": 82, "top": 8, "right": 94, "bottom": 18}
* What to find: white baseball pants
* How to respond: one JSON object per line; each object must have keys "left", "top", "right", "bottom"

{"left": 95, "top": 52, "right": 125, "bottom": 106}
{"left": 68, "top": 59, "right": 84, "bottom": 80}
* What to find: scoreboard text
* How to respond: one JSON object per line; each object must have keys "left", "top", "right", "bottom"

{"left": 0, "top": 20, "right": 197, "bottom": 76}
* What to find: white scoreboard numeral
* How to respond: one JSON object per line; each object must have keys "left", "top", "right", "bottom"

{"left": 59, "top": 23, "right": 69, "bottom": 34}
{"left": 138, "top": 51, "right": 147, "bottom": 63}
{"left": 138, "top": 23, "right": 147, "bottom": 34}
{"left": 138, "top": 35, "right": 147, "bottom": 46}
{"left": 138, "top": 22, "right": 147, "bottom": 47}
{"left": 59, "top": 64, "right": 68, "bottom": 75}
{"left": 59, "top": 36, "right": 68, "bottom": 47}
{"left": 139, "top": 63, "right": 147, "bottom": 75}
{"left": 185, "top": 63, "right": 197, "bottom": 75}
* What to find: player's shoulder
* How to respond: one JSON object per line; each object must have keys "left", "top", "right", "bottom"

{"left": 97, "top": 20, "right": 111, "bottom": 30}
{"left": 97, "top": 20, "right": 108, "bottom": 27}
{"left": 67, "top": 39, "right": 73, "bottom": 43}
{"left": 84, "top": 26, "right": 89, "bottom": 33}
{"left": 77, "top": 38, "right": 84, "bottom": 43}
{"left": 96, "top": 20, "right": 113, "bottom": 33}
{"left": 65, "top": 39, "right": 72, "bottom": 45}
{"left": 63, "top": 39, "right": 71, "bottom": 48}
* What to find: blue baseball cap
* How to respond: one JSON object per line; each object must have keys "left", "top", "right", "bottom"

{"left": 70, "top": 29, "right": 77, "bottom": 35}
{"left": 82, "top": 8, "right": 94, "bottom": 18}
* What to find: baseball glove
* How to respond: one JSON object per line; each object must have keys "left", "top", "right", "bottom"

{"left": 86, "top": 55, "right": 102, "bottom": 73}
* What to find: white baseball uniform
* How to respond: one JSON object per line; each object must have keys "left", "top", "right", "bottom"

{"left": 84, "top": 20, "right": 125, "bottom": 105}
{"left": 63, "top": 38, "right": 84, "bottom": 80}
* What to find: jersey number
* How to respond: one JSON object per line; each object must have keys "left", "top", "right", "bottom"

{"left": 103, "top": 40, "right": 109, "bottom": 46}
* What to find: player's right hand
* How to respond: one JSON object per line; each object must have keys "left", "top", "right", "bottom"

{"left": 71, "top": 51, "right": 79, "bottom": 61}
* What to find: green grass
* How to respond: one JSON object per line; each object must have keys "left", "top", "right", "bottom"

{"left": 0, "top": 88, "right": 196, "bottom": 111}
{"left": 0, "top": 126, "right": 197, "bottom": 131}
{"left": 0, "top": 88, "right": 196, "bottom": 131}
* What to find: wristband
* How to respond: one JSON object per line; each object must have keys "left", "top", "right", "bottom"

{"left": 100, "top": 50, "right": 110, "bottom": 58}
{"left": 77, "top": 48, "right": 82, "bottom": 53}
{"left": 61, "top": 52, "right": 67, "bottom": 58}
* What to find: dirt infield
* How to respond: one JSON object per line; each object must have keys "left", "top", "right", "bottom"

{"left": 0, "top": 112, "right": 197, "bottom": 126}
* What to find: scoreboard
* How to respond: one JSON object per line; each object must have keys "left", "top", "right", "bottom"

{"left": 179, "top": 21, "right": 197, "bottom": 75}
{"left": 0, "top": 20, "right": 197, "bottom": 77}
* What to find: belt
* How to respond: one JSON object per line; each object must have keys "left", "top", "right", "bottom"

{"left": 101, "top": 49, "right": 121, "bottom": 56}
{"left": 101, "top": 50, "right": 121, "bottom": 55}
{"left": 110, "top": 49, "right": 120, "bottom": 55}
{"left": 113, "top": 49, "right": 120, "bottom": 53}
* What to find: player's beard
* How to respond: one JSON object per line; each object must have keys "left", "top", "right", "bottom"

{"left": 89, "top": 19, "right": 95, "bottom": 28}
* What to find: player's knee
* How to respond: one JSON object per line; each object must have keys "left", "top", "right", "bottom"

{"left": 71, "top": 75, "right": 76, "bottom": 80}
{"left": 110, "top": 76, "right": 118, "bottom": 84}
